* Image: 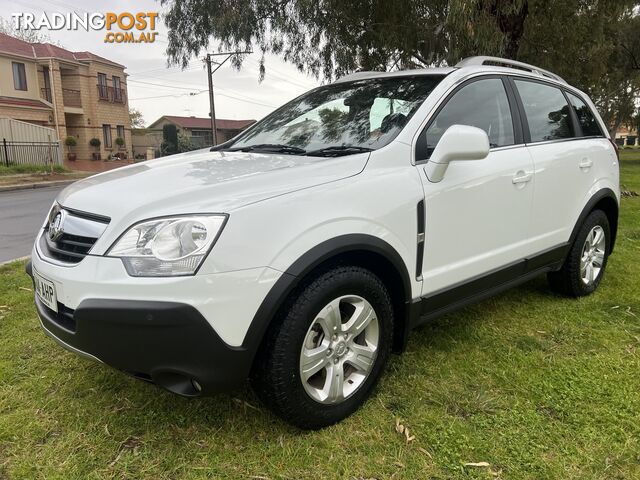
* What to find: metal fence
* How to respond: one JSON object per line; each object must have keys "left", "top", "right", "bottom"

{"left": 1, "top": 139, "right": 62, "bottom": 167}
{"left": 0, "top": 118, "right": 57, "bottom": 143}
{"left": 0, "top": 118, "right": 62, "bottom": 167}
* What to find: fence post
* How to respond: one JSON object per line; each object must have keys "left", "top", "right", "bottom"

{"left": 3, "top": 138, "right": 8, "bottom": 167}
{"left": 48, "top": 134, "right": 53, "bottom": 174}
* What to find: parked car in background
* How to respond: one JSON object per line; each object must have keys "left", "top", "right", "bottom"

{"left": 27, "top": 56, "right": 619, "bottom": 429}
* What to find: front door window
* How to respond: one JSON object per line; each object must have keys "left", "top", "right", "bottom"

{"left": 425, "top": 78, "right": 515, "bottom": 157}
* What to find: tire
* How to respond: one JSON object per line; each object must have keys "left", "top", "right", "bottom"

{"left": 547, "top": 209, "right": 610, "bottom": 297}
{"left": 251, "top": 265, "right": 394, "bottom": 429}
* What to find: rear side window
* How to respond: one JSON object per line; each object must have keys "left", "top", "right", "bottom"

{"left": 514, "top": 80, "right": 574, "bottom": 142}
{"left": 425, "top": 78, "right": 514, "bottom": 156}
{"left": 567, "top": 92, "right": 603, "bottom": 137}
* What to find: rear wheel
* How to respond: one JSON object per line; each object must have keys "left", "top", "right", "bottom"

{"left": 251, "top": 266, "right": 393, "bottom": 429}
{"left": 547, "top": 209, "right": 610, "bottom": 297}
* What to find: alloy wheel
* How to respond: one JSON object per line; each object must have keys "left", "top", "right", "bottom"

{"left": 580, "top": 225, "right": 606, "bottom": 285}
{"left": 299, "top": 295, "right": 379, "bottom": 404}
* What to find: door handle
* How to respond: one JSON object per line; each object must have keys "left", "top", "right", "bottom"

{"left": 512, "top": 171, "right": 532, "bottom": 184}
{"left": 579, "top": 158, "right": 593, "bottom": 169}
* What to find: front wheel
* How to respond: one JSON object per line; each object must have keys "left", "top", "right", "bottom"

{"left": 251, "top": 266, "right": 394, "bottom": 429}
{"left": 547, "top": 209, "right": 610, "bottom": 297}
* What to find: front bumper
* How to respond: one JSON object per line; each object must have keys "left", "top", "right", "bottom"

{"left": 35, "top": 295, "right": 250, "bottom": 395}
{"left": 26, "top": 251, "right": 282, "bottom": 395}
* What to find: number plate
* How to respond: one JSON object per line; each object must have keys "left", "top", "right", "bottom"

{"left": 34, "top": 269, "right": 58, "bottom": 313}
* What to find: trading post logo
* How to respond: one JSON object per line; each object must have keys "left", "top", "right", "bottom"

{"left": 11, "top": 12, "right": 159, "bottom": 44}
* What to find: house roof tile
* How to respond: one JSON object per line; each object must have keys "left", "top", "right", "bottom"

{"left": 152, "top": 115, "right": 256, "bottom": 130}
{"left": 0, "top": 33, "right": 124, "bottom": 68}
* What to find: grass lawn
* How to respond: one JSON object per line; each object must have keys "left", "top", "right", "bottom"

{"left": 1, "top": 152, "right": 639, "bottom": 479}
{"left": 0, "top": 164, "right": 67, "bottom": 176}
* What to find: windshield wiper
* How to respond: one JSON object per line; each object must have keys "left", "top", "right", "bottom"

{"left": 225, "top": 143, "right": 306, "bottom": 154}
{"left": 305, "top": 145, "right": 374, "bottom": 157}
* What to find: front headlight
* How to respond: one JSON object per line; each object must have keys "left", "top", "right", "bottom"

{"left": 107, "top": 215, "right": 227, "bottom": 277}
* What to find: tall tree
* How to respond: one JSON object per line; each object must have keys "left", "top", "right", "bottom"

{"left": 162, "top": 0, "right": 640, "bottom": 130}
{"left": 129, "top": 108, "right": 146, "bottom": 129}
{"left": 0, "top": 16, "right": 61, "bottom": 44}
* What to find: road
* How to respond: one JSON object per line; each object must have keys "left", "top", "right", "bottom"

{"left": 0, "top": 186, "right": 64, "bottom": 263}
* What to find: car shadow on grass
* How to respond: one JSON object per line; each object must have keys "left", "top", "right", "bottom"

{"left": 60, "top": 276, "right": 558, "bottom": 438}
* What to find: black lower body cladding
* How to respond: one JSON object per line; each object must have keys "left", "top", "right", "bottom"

{"left": 27, "top": 258, "right": 254, "bottom": 396}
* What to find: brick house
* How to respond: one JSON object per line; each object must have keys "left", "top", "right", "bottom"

{"left": 132, "top": 115, "right": 256, "bottom": 158}
{"left": 0, "top": 33, "right": 131, "bottom": 163}
{"left": 614, "top": 125, "right": 638, "bottom": 147}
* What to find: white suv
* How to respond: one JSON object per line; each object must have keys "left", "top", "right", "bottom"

{"left": 27, "top": 56, "right": 619, "bottom": 429}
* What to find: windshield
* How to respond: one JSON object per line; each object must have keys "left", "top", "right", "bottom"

{"left": 223, "top": 75, "right": 444, "bottom": 156}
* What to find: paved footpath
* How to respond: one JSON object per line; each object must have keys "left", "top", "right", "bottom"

{"left": 0, "top": 185, "right": 64, "bottom": 263}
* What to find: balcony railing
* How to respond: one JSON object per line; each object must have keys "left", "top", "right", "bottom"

{"left": 62, "top": 88, "right": 82, "bottom": 108}
{"left": 97, "top": 85, "right": 126, "bottom": 104}
{"left": 40, "top": 87, "right": 52, "bottom": 103}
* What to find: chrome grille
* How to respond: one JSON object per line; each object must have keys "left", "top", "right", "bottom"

{"left": 40, "top": 205, "right": 110, "bottom": 264}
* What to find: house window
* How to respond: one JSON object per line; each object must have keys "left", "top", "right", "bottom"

{"left": 103, "top": 124, "right": 112, "bottom": 148}
{"left": 12, "top": 62, "right": 27, "bottom": 91}
{"left": 191, "top": 129, "right": 213, "bottom": 147}
{"left": 41, "top": 66, "right": 52, "bottom": 102}
{"left": 112, "top": 76, "right": 122, "bottom": 102}
{"left": 97, "top": 73, "right": 108, "bottom": 99}
{"left": 116, "top": 125, "right": 125, "bottom": 145}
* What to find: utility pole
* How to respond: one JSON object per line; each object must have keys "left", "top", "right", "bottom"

{"left": 206, "top": 55, "right": 216, "bottom": 145}
{"left": 205, "top": 51, "right": 252, "bottom": 146}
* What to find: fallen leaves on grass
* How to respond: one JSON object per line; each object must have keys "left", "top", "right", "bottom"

{"left": 464, "top": 461, "right": 503, "bottom": 477}
{"left": 418, "top": 447, "right": 433, "bottom": 459}
{"left": 233, "top": 397, "right": 260, "bottom": 412}
{"left": 395, "top": 418, "right": 416, "bottom": 444}
{"left": 108, "top": 436, "right": 144, "bottom": 467}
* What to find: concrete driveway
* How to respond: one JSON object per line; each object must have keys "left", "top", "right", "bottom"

{"left": 0, "top": 186, "right": 64, "bottom": 263}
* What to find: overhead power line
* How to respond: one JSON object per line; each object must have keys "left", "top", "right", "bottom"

{"left": 128, "top": 77, "right": 278, "bottom": 107}
{"left": 129, "top": 89, "right": 277, "bottom": 109}
{"left": 128, "top": 79, "right": 201, "bottom": 91}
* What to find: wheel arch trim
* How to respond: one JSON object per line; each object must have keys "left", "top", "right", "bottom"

{"left": 569, "top": 188, "right": 619, "bottom": 255}
{"left": 243, "top": 234, "right": 414, "bottom": 365}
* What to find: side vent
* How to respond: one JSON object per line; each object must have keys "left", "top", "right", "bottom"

{"left": 416, "top": 200, "right": 425, "bottom": 280}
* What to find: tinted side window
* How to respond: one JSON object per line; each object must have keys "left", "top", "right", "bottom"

{"left": 426, "top": 78, "right": 514, "bottom": 156}
{"left": 514, "top": 80, "right": 574, "bottom": 142}
{"left": 567, "top": 92, "right": 603, "bottom": 137}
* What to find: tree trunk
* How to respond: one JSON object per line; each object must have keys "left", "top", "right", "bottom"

{"left": 489, "top": 0, "right": 529, "bottom": 59}
{"left": 609, "top": 117, "right": 623, "bottom": 141}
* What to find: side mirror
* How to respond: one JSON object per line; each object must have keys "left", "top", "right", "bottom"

{"left": 424, "top": 125, "right": 490, "bottom": 182}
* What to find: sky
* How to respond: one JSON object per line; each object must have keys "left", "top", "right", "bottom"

{"left": 3, "top": 0, "right": 321, "bottom": 126}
